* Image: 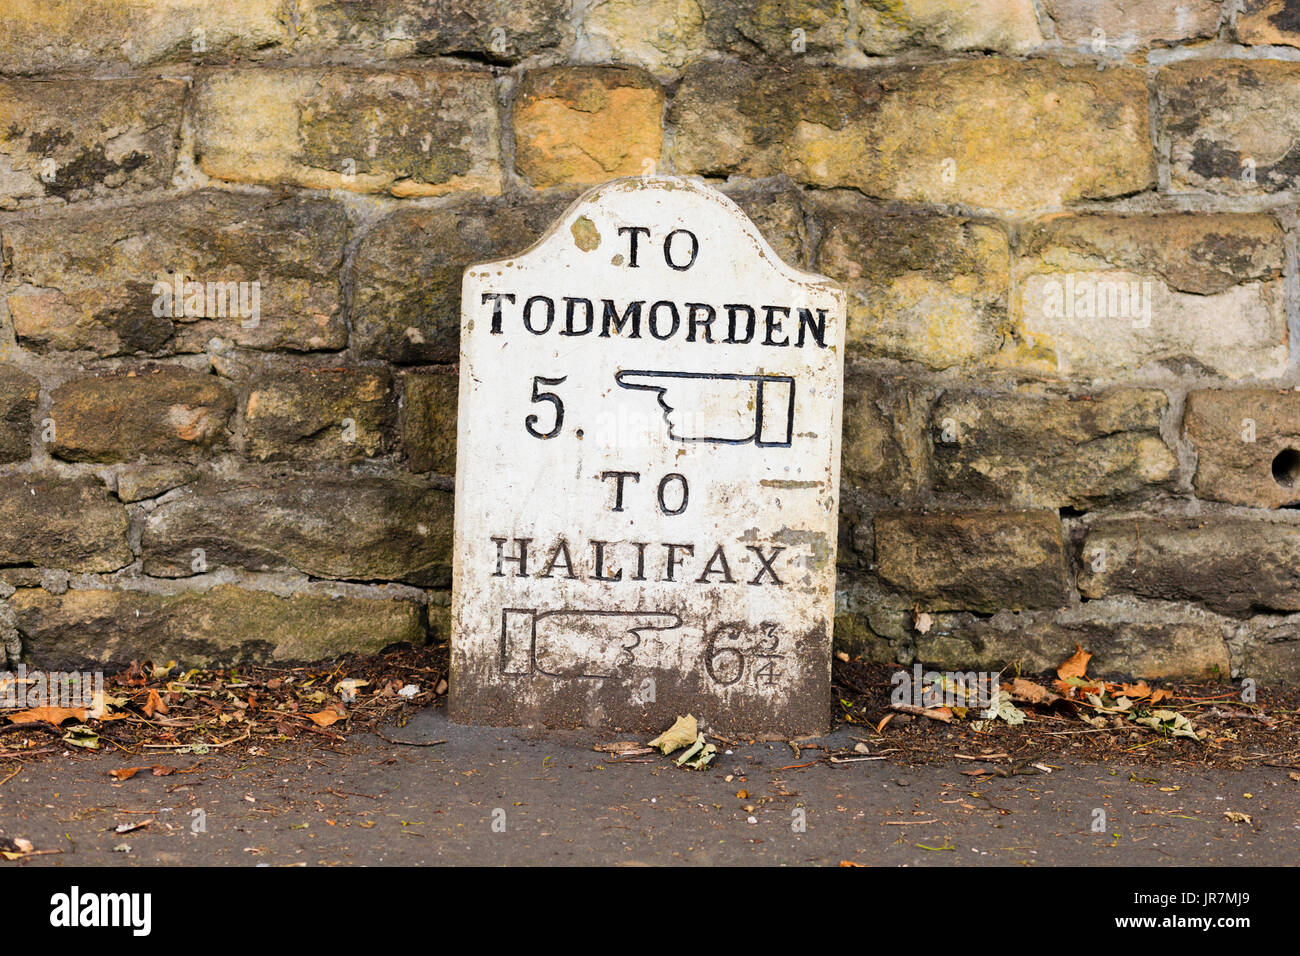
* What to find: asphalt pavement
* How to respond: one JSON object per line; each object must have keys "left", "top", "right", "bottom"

{"left": 2, "top": 710, "right": 1296, "bottom": 866}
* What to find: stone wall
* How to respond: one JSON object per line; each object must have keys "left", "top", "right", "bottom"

{"left": 1, "top": 0, "right": 1298, "bottom": 682}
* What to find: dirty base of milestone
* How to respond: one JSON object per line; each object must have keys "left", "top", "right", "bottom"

{"left": 450, "top": 618, "right": 833, "bottom": 737}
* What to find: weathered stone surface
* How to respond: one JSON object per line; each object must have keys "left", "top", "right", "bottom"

{"left": 193, "top": 68, "right": 500, "bottom": 197}
{"left": 49, "top": 366, "right": 235, "bottom": 463}
{"left": 244, "top": 368, "right": 395, "bottom": 461}
{"left": 0, "top": 600, "right": 18, "bottom": 666}
{"left": 581, "top": 0, "right": 709, "bottom": 73}
{"left": 1011, "top": 213, "right": 1288, "bottom": 379}
{"left": 1184, "top": 389, "right": 1300, "bottom": 508}
{"left": 402, "top": 370, "right": 458, "bottom": 474}
{"left": 832, "top": 617, "right": 902, "bottom": 662}
{"left": 351, "top": 196, "right": 570, "bottom": 363}
{"left": 1043, "top": 0, "right": 1221, "bottom": 49}
{"left": 932, "top": 387, "right": 1176, "bottom": 508}
{"left": 296, "top": 0, "right": 570, "bottom": 61}
{"left": 12, "top": 583, "right": 425, "bottom": 669}
{"left": 1239, "top": 617, "right": 1300, "bottom": 682}
{"left": 671, "top": 61, "right": 1154, "bottom": 212}
{"left": 3, "top": 191, "right": 348, "bottom": 356}
{"left": 1020, "top": 213, "right": 1284, "bottom": 294}
{"left": 582, "top": 0, "right": 847, "bottom": 73}
{"left": 874, "top": 510, "right": 1068, "bottom": 612}
{"left": 0, "top": 78, "right": 183, "bottom": 209}
{"left": 811, "top": 195, "right": 1009, "bottom": 368}
{"left": 0, "top": 368, "right": 38, "bottom": 462}
{"left": 834, "top": 576, "right": 916, "bottom": 659}
{"left": 1079, "top": 516, "right": 1300, "bottom": 617}
{"left": 142, "top": 476, "right": 453, "bottom": 585}
{"left": 1237, "top": 0, "right": 1300, "bottom": 46}
{"left": 840, "top": 370, "right": 926, "bottom": 504}
{"left": 858, "top": 0, "right": 1043, "bottom": 54}
{"left": 452, "top": 177, "right": 845, "bottom": 736}
{"left": 0, "top": 0, "right": 289, "bottom": 73}
{"left": 722, "top": 185, "right": 809, "bottom": 269}
{"left": 0, "top": 474, "right": 130, "bottom": 572}
{"left": 0, "top": 568, "right": 41, "bottom": 587}
{"left": 514, "top": 67, "right": 663, "bottom": 188}
{"left": 115, "top": 464, "right": 198, "bottom": 503}
{"left": 1159, "top": 60, "right": 1300, "bottom": 195}
{"left": 915, "top": 598, "right": 1233, "bottom": 680}
{"left": 700, "top": 0, "right": 849, "bottom": 59}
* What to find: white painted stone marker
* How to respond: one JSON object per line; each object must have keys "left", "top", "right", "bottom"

{"left": 450, "top": 177, "right": 846, "bottom": 735}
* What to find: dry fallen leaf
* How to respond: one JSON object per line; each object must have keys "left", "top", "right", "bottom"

{"left": 143, "top": 689, "right": 168, "bottom": 718}
{"left": 1004, "top": 677, "right": 1060, "bottom": 705}
{"left": 890, "top": 703, "right": 953, "bottom": 723}
{"left": 1116, "top": 681, "right": 1152, "bottom": 700}
{"left": 7, "top": 706, "right": 86, "bottom": 726}
{"left": 1057, "top": 643, "right": 1092, "bottom": 682}
{"left": 648, "top": 714, "right": 698, "bottom": 755}
{"left": 108, "top": 765, "right": 179, "bottom": 781}
{"left": 307, "top": 708, "right": 345, "bottom": 728}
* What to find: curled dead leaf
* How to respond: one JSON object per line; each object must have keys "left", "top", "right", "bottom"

{"left": 1004, "top": 677, "right": 1060, "bottom": 706}
{"left": 143, "top": 689, "right": 168, "bottom": 718}
{"left": 7, "top": 706, "right": 86, "bottom": 726}
{"left": 890, "top": 703, "right": 953, "bottom": 723}
{"left": 1057, "top": 643, "right": 1092, "bottom": 682}
{"left": 648, "top": 714, "right": 697, "bottom": 755}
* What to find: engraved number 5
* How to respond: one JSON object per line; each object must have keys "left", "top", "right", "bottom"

{"left": 525, "top": 375, "right": 567, "bottom": 439}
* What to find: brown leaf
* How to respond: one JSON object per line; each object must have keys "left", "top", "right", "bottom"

{"left": 108, "top": 767, "right": 146, "bottom": 781}
{"left": 307, "top": 708, "right": 344, "bottom": 728}
{"left": 1115, "top": 681, "right": 1152, "bottom": 700}
{"left": 875, "top": 713, "right": 895, "bottom": 734}
{"left": 1004, "top": 678, "right": 1059, "bottom": 705}
{"left": 1149, "top": 688, "right": 1172, "bottom": 704}
{"left": 142, "top": 689, "right": 168, "bottom": 718}
{"left": 7, "top": 706, "right": 86, "bottom": 726}
{"left": 1057, "top": 643, "right": 1092, "bottom": 682}
{"left": 890, "top": 703, "right": 953, "bottom": 723}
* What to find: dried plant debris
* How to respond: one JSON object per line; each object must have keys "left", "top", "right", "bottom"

{"left": 647, "top": 714, "right": 718, "bottom": 770}
{"left": 834, "top": 648, "right": 1298, "bottom": 770}
{"left": 0, "top": 645, "right": 446, "bottom": 761}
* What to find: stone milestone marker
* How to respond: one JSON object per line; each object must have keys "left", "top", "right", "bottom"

{"left": 450, "top": 177, "right": 846, "bottom": 737}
